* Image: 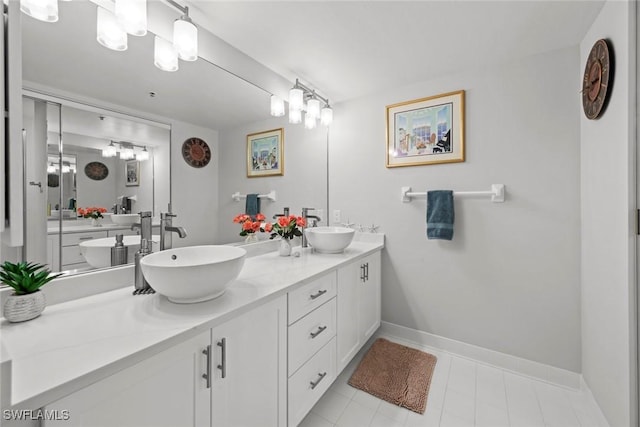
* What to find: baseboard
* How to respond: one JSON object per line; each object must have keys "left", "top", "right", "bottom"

{"left": 378, "top": 321, "right": 582, "bottom": 389}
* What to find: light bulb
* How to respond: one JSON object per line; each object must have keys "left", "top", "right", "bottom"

{"left": 289, "top": 107, "right": 302, "bottom": 124}
{"left": 173, "top": 16, "right": 198, "bottom": 61}
{"left": 154, "top": 36, "right": 178, "bottom": 72}
{"left": 306, "top": 98, "right": 320, "bottom": 119}
{"left": 20, "top": 0, "right": 58, "bottom": 22}
{"left": 289, "top": 87, "right": 303, "bottom": 111}
{"left": 97, "top": 7, "right": 128, "bottom": 51}
{"left": 321, "top": 106, "right": 333, "bottom": 126}
{"left": 270, "top": 95, "right": 285, "bottom": 117}
{"left": 115, "top": 0, "right": 147, "bottom": 36}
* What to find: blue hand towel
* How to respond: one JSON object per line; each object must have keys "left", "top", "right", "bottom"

{"left": 245, "top": 194, "right": 260, "bottom": 217}
{"left": 427, "top": 190, "right": 454, "bottom": 240}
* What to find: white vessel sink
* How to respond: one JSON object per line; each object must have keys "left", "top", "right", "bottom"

{"left": 79, "top": 235, "right": 160, "bottom": 268}
{"left": 111, "top": 214, "right": 140, "bottom": 226}
{"left": 305, "top": 227, "right": 355, "bottom": 254}
{"left": 140, "top": 245, "right": 247, "bottom": 303}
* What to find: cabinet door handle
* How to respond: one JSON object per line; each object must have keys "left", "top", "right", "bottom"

{"left": 364, "top": 262, "right": 369, "bottom": 281}
{"left": 360, "top": 264, "right": 366, "bottom": 282}
{"left": 310, "top": 289, "right": 327, "bottom": 300}
{"left": 310, "top": 325, "right": 327, "bottom": 339}
{"left": 78, "top": 236, "right": 94, "bottom": 241}
{"left": 217, "top": 338, "right": 226, "bottom": 379}
{"left": 202, "top": 345, "right": 211, "bottom": 388}
{"left": 310, "top": 372, "right": 327, "bottom": 389}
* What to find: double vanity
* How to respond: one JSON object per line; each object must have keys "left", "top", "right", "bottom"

{"left": 0, "top": 234, "right": 384, "bottom": 427}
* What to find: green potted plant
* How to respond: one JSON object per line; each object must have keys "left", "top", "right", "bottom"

{"left": 1, "top": 261, "right": 62, "bottom": 322}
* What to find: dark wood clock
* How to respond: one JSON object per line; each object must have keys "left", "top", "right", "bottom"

{"left": 582, "top": 39, "right": 613, "bottom": 120}
{"left": 181, "top": 137, "right": 211, "bottom": 168}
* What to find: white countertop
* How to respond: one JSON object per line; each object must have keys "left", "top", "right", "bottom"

{"left": 0, "top": 236, "right": 384, "bottom": 410}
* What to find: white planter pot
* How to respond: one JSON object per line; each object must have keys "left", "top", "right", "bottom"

{"left": 3, "top": 290, "right": 46, "bottom": 322}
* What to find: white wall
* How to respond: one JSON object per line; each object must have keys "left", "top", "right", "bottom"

{"left": 170, "top": 120, "right": 219, "bottom": 247}
{"left": 330, "top": 47, "right": 582, "bottom": 371}
{"left": 217, "top": 117, "right": 328, "bottom": 244}
{"left": 580, "top": 2, "right": 636, "bottom": 426}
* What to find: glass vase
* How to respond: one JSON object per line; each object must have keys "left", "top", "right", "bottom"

{"left": 244, "top": 233, "right": 259, "bottom": 244}
{"left": 278, "top": 238, "right": 292, "bottom": 257}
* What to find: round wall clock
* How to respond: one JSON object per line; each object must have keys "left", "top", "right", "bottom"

{"left": 582, "top": 39, "right": 613, "bottom": 120}
{"left": 182, "top": 137, "right": 212, "bottom": 168}
{"left": 84, "top": 161, "right": 109, "bottom": 180}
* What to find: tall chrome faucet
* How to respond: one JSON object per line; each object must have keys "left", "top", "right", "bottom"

{"left": 132, "top": 211, "right": 153, "bottom": 244}
{"left": 273, "top": 207, "right": 290, "bottom": 219}
{"left": 160, "top": 211, "right": 187, "bottom": 250}
{"left": 301, "top": 207, "right": 321, "bottom": 248}
{"left": 132, "top": 211, "right": 153, "bottom": 294}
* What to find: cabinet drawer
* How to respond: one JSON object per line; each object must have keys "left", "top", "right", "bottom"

{"left": 61, "top": 231, "right": 108, "bottom": 247}
{"left": 288, "top": 298, "right": 336, "bottom": 376}
{"left": 288, "top": 338, "right": 336, "bottom": 427}
{"left": 62, "top": 245, "right": 86, "bottom": 265}
{"left": 288, "top": 272, "right": 336, "bottom": 324}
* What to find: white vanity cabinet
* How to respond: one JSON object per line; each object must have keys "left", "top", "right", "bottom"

{"left": 43, "top": 330, "right": 211, "bottom": 427}
{"left": 210, "top": 295, "right": 287, "bottom": 427}
{"left": 336, "top": 251, "right": 381, "bottom": 372}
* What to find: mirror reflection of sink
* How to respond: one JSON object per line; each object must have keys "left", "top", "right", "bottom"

{"left": 140, "top": 245, "right": 247, "bottom": 304}
{"left": 79, "top": 235, "right": 160, "bottom": 268}
{"left": 111, "top": 214, "right": 140, "bottom": 226}
{"left": 305, "top": 227, "right": 356, "bottom": 254}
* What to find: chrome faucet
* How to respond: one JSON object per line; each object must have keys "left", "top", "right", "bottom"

{"left": 273, "top": 207, "right": 290, "bottom": 219}
{"left": 160, "top": 211, "right": 187, "bottom": 250}
{"left": 132, "top": 211, "right": 153, "bottom": 294}
{"left": 131, "top": 211, "right": 153, "bottom": 244}
{"left": 301, "top": 207, "right": 322, "bottom": 248}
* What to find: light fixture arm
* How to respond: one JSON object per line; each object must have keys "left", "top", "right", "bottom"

{"left": 112, "top": 140, "right": 148, "bottom": 151}
{"left": 293, "top": 79, "right": 330, "bottom": 107}
{"left": 163, "top": 0, "right": 189, "bottom": 16}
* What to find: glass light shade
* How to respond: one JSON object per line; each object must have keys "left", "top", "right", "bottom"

{"left": 115, "top": 0, "right": 147, "bottom": 36}
{"left": 20, "top": 0, "right": 58, "bottom": 22}
{"left": 289, "top": 87, "right": 303, "bottom": 111}
{"left": 173, "top": 17, "right": 198, "bottom": 61}
{"left": 306, "top": 98, "right": 320, "bottom": 119}
{"left": 289, "top": 107, "right": 302, "bottom": 124}
{"left": 120, "top": 147, "right": 134, "bottom": 160}
{"left": 154, "top": 36, "right": 179, "bottom": 72}
{"left": 304, "top": 114, "right": 317, "bottom": 130}
{"left": 136, "top": 147, "right": 150, "bottom": 161}
{"left": 270, "top": 95, "right": 285, "bottom": 117}
{"left": 97, "top": 7, "right": 128, "bottom": 51}
{"left": 321, "top": 106, "right": 333, "bottom": 126}
{"left": 47, "top": 163, "right": 56, "bottom": 173}
{"left": 61, "top": 164, "right": 71, "bottom": 173}
{"left": 102, "top": 143, "right": 117, "bottom": 158}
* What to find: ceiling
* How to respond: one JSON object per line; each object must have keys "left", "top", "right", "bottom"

{"left": 22, "top": 1, "right": 605, "bottom": 130}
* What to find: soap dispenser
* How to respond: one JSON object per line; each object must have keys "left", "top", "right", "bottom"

{"left": 133, "top": 239, "right": 153, "bottom": 294}
{"left": 110, "top": 234, "right": 128, "bottom": 266}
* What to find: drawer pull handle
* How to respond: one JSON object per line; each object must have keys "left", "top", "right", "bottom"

{"left": 310, "top": 325, "right": 327, "bottom": 339}
{"left": 217, "top": 338, "right": 226, "bottom": 379}
{"left": 78, "top": 237, "right": 94, "bottom": 241}
{"left": 310, "top": 289, "right": 327, "bottom": 300}
{"left": 310, "top": 372, "right": 327, "bottom": 389}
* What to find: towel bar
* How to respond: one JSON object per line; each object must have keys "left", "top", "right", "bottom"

{"left": 232, "top": 190, "right": 277, "bottom": 202}
{"left": 401, "top": 184, "right": 505, "bottom": 203}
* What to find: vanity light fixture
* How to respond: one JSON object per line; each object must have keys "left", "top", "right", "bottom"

{"left": 102, "top": 141, "right": 150, "bottom": 161}
{"left": 154, "top": 36, "right": 179, "bottom": 72}
{"left": 173, "top": 10, "right": 198, "bottom": 61}
{"left": 47, "top": 163, "right": 57, "bottom": 173}
{"left": 96, "top": 6, "right": 128, "bottom": 51}
{"left": 120, "top": 146, "right": 135, "bottom": 160}
{"left": 20, "top": 0, "right": 59, "bottom": 22}
{"left": 273, "top": 79, "right": 333, "bottom": 128}
{"left": 136, "top": 147, "right": 150, "bottom": 161}
{"left": 115, "top": 0, "right": 147, "bottom": 37}
{"left": 102, "top": 142, "right": 118, "bottom": 158}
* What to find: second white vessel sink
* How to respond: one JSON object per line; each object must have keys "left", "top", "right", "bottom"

{"left": 140, "top": 245, "right": 247, "bottom": 303}
{"left": 79, "top": 235, "right": 160, "bottom": 268}
{"left": 111, "top": 214, "right": 140, "bottom": 226}
{"left": 305, "top": 226, "right": 355, "bottom": 254}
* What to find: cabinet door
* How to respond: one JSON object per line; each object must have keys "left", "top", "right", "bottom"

{"left": 359, "top": 252, "right": 381, "bottom": 341}
{"left": 43, "top": 331, "right": 211, "bottom": 427}
{"left": 336, "top": 260, "right": 361, "bottom": 373}
{"left": 211, "top": 295, "right": 287, "bottom": 427}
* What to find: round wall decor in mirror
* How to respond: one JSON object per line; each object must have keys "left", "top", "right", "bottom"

{"left": 182, "top": 137, "right": 211, "bottom": 168}
{"left": 84, "top": 161, "right": 109, "bottom": 180}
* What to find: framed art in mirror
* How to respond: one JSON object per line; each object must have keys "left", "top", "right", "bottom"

{"left": 386, "top": 90, "right": 465, "bottom": 167}
{"left": 247, "top": 128, "right": 284, "bottom": 178}
{"left": 126, "top": 160, "right": 140, "bottom": 186}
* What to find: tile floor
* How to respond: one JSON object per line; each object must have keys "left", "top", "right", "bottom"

{"left": 299, "top": 335, "right": 605, "bottom": 427}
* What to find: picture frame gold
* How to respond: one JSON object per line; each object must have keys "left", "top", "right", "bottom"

{"left": 247, "top": 128, "right": 284, "bottom": 178}
{"left": 386, "top": 90, "right": 465, "bottom": 168}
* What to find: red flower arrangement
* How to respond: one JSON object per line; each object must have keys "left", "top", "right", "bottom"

{"left": 264, "top": 215, "right": 306, "bottom": 240}
{"left": 77, "top": 206, "right": 107, "bottom": 219}
{"left": 233, "top": 213, "right": 266, "bottom": 237}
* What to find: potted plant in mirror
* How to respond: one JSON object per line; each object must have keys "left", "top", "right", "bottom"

{"left": 264, "top": 215, "right": 306, "bottom": 256}
{"left": 1, "top": 261, "right": 62, "bottom": 322}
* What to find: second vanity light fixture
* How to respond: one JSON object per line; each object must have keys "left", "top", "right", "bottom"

{"left": 102, "top": 141, "right": 150, "bottom": 161}
{"left": 270, "top": 79, "right": 333, "bottom": 129}
{"left": 20, "top": 0, "right": 198, "bottom": 72}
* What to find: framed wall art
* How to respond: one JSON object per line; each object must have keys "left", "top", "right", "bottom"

{"left": 386, "top": 90, "right": 465, "bottom": 167}
{"left": 125, "top": 160, "right": 140, "bottom": 186}
{"left": 247, "top": 128, "right": 284, "bottom": 178}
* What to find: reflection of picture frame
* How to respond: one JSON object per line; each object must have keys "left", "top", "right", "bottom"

{"left": 386, "top": 90, "right": 465, "bottom": 167}
{"left": 247, "top": 128, "right": 284, "bottom": 178}
{"left": 125, "top": 160, "right": 140, "bottom": 186}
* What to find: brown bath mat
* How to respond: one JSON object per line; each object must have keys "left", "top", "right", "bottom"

{"left": 348, "top": 338, "right": 437, "bottom": 414}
